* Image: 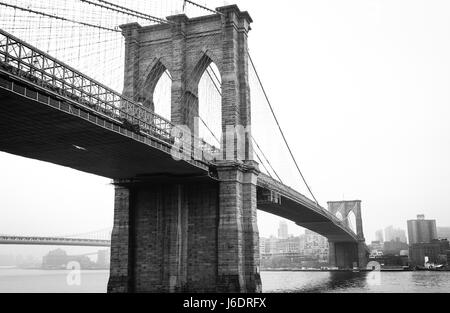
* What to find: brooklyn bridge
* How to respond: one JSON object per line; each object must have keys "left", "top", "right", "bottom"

{"left": 0, "top": 0, "right": 369, "bottom": 292}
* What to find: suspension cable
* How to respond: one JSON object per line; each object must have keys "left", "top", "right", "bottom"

{"left": 209, "top": 66, "right": 221, "bottom": 85}
{"left": 254, "top": 149, "right": 272, "bottom": 179}
{"left": 248, "top": 51, "right": 319, "bottom": 205}
{"left": 79, "top": 0, "right": 173, "bottom": 25}
{"left": 98, "top": 0, "right": 173, "bottom": 23}
{"left": 183, "top": 0, "right": 224, "bottom": 16}
{"left": 0, "top": 2, "right": 120, "bottom": 33}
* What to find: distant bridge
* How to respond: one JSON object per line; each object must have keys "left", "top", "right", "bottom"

{"left": 0, "top": 235, "right": 110, "bottom": 247}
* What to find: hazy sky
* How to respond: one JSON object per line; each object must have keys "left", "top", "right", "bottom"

{"left": 1, "top": 0, "right": 450, "bottom": 258}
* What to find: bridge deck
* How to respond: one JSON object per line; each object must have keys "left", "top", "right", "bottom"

{"left": 0, "top": 71, "right": 209, "bottom": 179}
{"left": 257, "top": 174, "right": 358, "bottom": 242}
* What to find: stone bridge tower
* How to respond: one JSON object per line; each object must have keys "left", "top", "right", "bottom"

{"left": 107, "top": 5, "right": 261, "bottom": 293}
{"left": 327, "top": 200, "right": 368, "bottom": 268}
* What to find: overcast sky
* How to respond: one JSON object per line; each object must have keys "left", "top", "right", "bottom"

{"left": 1, "top": 0, "right": 450, "bottom": 257}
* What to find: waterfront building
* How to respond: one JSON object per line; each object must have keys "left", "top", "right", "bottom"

{"left": 304, "top": 229, "right": 329, "bottom": 261}
{"left": 369, "top": 240, "right": 384, "bottom": 257}
{"left": 409, "top": 239, "right": 450, "bottom": 267}
{"left": 369, "top": 254, "right": 409, "bottom": 268}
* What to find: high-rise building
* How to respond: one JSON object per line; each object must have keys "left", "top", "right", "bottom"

{"left": 385, "top": 225, "right": 407, "bottom": 243}
{"left": 278, "top": 220, "right": 288, "bottom": 239}
{"left": 375, "top": 229, "right": 384, "bottom": 242}
{"left": 437, "top": 227, "right": 450, "bottom": 241}
{"left": 407, "top": 214, "right": 437, "bottom": 244}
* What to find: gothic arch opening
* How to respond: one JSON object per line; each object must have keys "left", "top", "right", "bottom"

{"left": 347, "top": 211, "right": 357, "bottom": 234}
{"left": 197, "top": 58, "right": 222, "bottom": 149}
{"left": 153, "top": 70, "right": 172, "bottom": 120}
{"left": 139, "top": 60, "right": 172, "bottom": 121}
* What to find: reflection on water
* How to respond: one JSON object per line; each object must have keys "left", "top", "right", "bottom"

{"left": 0, "top": 269, "right": 109, "bottom": 293}
{"left": 0, "top": 269, "right": 449, "bottom": 293}
{"left": 261, "top": 271, "right": 450, "bottom": 293}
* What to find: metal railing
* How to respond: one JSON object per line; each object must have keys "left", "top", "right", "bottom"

{"left": 0, "top": 28, "right": 217, "bottom": 163}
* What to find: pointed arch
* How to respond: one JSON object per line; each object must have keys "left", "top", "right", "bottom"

{"left": 136, "top": 59, "right": 170, "bottom": 109}
{"left": 188, "top": 51, "right": 222, "bottom": 92}
{"left": 153, "top": 70, "right": 172, "bottom": 120}
{"left": 197, "top": 58, "right": 222, "bottom": 148}
{"left": 136, "top": 58, "right": 172, "bottom": 120}
{"left": 347, "top": 211, "right": 357, "bottom": 234}
{"left": 203, "top": 49, "right": 222, "bottom": 76}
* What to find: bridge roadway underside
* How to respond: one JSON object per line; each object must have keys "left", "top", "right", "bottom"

{"left": 258, "top": 199, "right": 355, "bottom": 243}
{"left": 258, "top": 199, "right": 367, "bottom": 269}
{"left": 0, "top": 78, "right": 208, "bottom": 180}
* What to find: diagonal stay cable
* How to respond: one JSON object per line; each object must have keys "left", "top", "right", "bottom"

{"left": 206, "top": 67, "right": 221, "bottom": 96}
{"left": 250, "top": 135, "right": 284, "bottom": 183}
{"left": 203, "top": 64, "right": 282, "bottom": 180}
{"left": 254, "top": 149, "right": 272, "bottom": 178}
{"left": 199, "top": 116, "right": 220, "bottom": 146}
{"left": 248, "top": 51, "right": 319, "bottom": 205}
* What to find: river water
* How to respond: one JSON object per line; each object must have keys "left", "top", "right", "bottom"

{"left": 0, "top": 269, "right": 449, "bottom": 293}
